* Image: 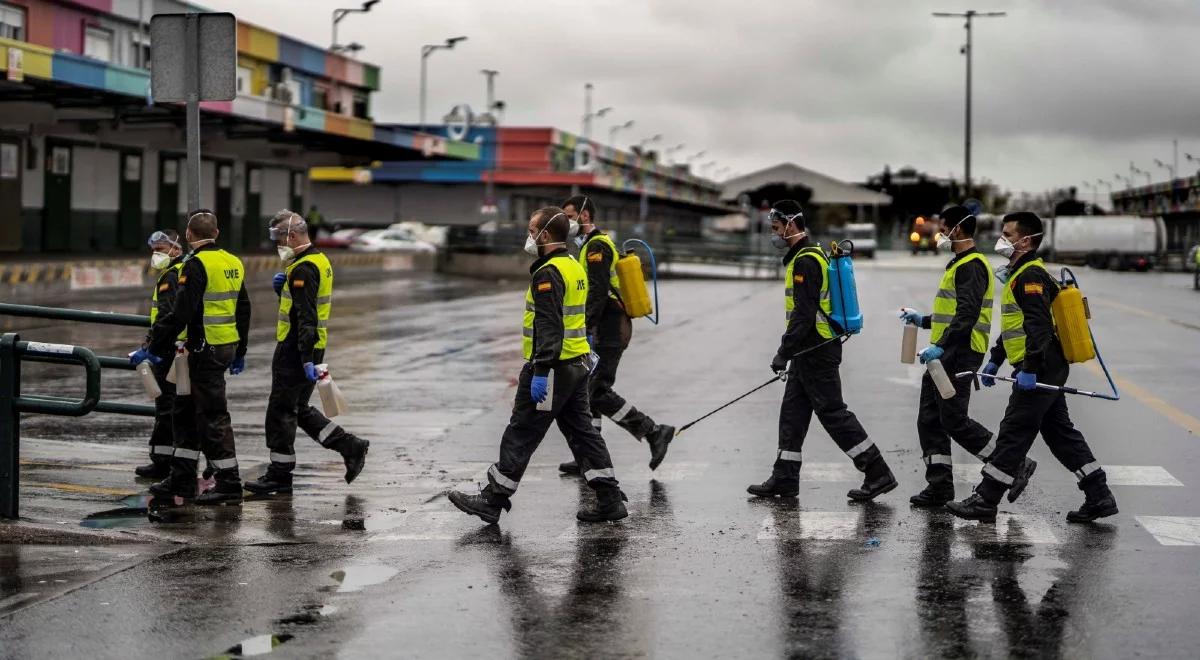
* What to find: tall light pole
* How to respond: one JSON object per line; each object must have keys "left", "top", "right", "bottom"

{"left": 581, "top": 84, "right": 612, "bottom": 140}
{"left": 332, "top": 0, "right": 379, "bottom": 50}
{"left": 1132, "top": 165, "right": 1150, "bottom": 186}
{"left": 933, "top": 9, "right": 1005, "bottom": 198}
{"left": 1154, "top": 158, "right": 1176, "bottom": 182}
{"left": 664, "top": 143, "right": 686, "bottom": 164}
{"left": 1081, "top": 180, "right": 1097, "bottom": 209}
{"left": 419, "top": 35, "right": 467, "bottom": 131}
{"left": 609, "top": 120, "right": 634, "bottom": 147}
{"left": 637, "top": 134, "right": 662, "bottom": 151}
{"left": 686, "top": 150, "right": 706, "bottom": 164}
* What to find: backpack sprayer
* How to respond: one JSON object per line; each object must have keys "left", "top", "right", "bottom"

{"left": 676, "top": 238, "right": 865, "bottom": 436}
{"left": 616, "top": 238, "right": 660, "bottom": 324}
{"left": 956, "top": 267, "right": 1120, "bottom": 401}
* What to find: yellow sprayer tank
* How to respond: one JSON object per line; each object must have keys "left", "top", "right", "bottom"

{"left": 1052, "top": 281, "right": 1095, "bottom": 363}
{"left": 616, "top": 252, "right": 653, "bottom": 318}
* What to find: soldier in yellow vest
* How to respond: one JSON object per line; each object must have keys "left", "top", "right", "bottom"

{"left": 948, "top": 212, "right": 1117, "bottom": 523}
{"left": 145, "top": 210, "right": 251, "bottom": 505}
{"left": 244, "top": 211, "right": 369, "bottom": 495}
{"left": 132, "top": 229, "right": 186, "bottom": 480}
{"left": 748, "top": 200, "right": 897, "bottom": 501}
{"left": 450, "top": 207, "right": 627, "bottom": 524}
{"left": 556, "top": 195, "right": 674, "bottom": 476}
{"left": 900, "top": 206, "right": 1036, "bottom": 507}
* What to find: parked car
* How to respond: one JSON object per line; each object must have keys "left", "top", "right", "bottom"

{"left": 843, "top": 223, "right": 878, "bottom": 258}
{"left": 350, "top": 228, "right": 437, "bottom": 253}
{"left": 315, "top": 228, "right": 367, "bottom": 250}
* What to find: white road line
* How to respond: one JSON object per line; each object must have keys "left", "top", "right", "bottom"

{"left": 1102, "top": 466, "right": 1184, "bottom": 487}
{"left": 1136, "top": 516, "right": 1200, "bottom": 546}
{"left": 757, "top": 511, "right": 862, "bottom": 541}
{"left": 952, "top": 514, "right": 1059, "bottom": 545}
{"left": 369, "top": 511, "right": 464, "bottom": 541}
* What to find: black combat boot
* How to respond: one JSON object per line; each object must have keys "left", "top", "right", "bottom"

{"left": 946, "top": 493, "right": 998, "bottom": 523}
{"left": 747, "top": 476, "right": 799, "bottom": 498}
{"left": 1067, "top": 472, "right": 1118, "bottom": 523}
{"left": 339, "top": 437, "right": 369, "bottom": 484}
{"left": 148, "top": 471, "right": 197, "bottom": 500}
{"left": 558, "top": 460, "right": 581, "bottom": 476}
{"left": 1006, "top": 458, "right": 1038, "bottom": 503}
{"left": 135, "top": 462, "right": 171, "bottom": 479}
{"left": 449, "top": 489, "right": 511, "bottom": 525}
{"left": 909, "top": 486, "right": 954, "bottom": 508}
{"left": 195, "top": 478, "right": 243, "bottom": 506}
{"left": 577, "top": 488, "right": 629, "bottom": 523}
{"left": 848, "top": 458, "right": 898, "bottom": 502}
{"left": 243, "top": 471, "right": 294, "bottom": 495}
{"left": 645, "top": 424, "right": 676, "bottom": 471}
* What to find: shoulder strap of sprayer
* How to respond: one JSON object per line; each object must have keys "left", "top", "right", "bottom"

{"left": 786, "top": 243, "right": 851, "bottom": 362}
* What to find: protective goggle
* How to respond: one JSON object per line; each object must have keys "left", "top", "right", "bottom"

{"left": 767, "top": 200, "right": 804, "bottom": 225}
{"left": 146, "top": 231, "right": 181, "bottom": 249}
{"left": 268, "top": 217, "right": 307, "bottom": 241}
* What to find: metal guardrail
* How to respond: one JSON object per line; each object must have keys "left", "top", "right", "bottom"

{"left": 0, "top": 304, "right": 156, "bottom": 519}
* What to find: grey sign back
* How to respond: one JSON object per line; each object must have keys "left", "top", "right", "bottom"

{"left": 150, "top": 12, "right": 237, "bottom": 103}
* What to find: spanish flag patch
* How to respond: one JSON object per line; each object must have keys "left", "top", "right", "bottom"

{"left": 292, "top": 279, "right": 305, "bottom": 288}
{"left": 587, "top": 252, "right": 604, "bottom": 263}
{"left": 1023, "top": 283, "right": 1043, "bottom": 296}
{"left": 794, "top": 274, "right": 805, "bottom": 283}
{"left": 158, "top": 283, "right": 170, "bottom": 292}
{"left": 537, "top": 281, "right": 552, "bottom": 292}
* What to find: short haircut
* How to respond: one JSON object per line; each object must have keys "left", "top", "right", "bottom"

{"left": 562, "top": 195, "right": 595, "bottom": 220}
{"left": 533, "top": 206, "right": 570, "bottom": 243}
{"left": 941, "top": 205, "right": 977, "bottom": 237}
{"left": 769, "top": 199, "right": 806, "bottom": 231}
{"left": 271, "top": 209, "right": 307, "bottom": 235}
{"left": 1003, "top": 211, "right": 1044, "bottom": 248}
{"left": 186, "top": 209, "right": 219, "bottom": 239}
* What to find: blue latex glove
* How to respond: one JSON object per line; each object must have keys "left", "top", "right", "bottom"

{"left": 1015, "top": 370, "right": 1037, "bottom": 391}
{"left": 272, "top": 272, "right": 287, "bottom": 296}
{"left": 587, "top": 334, "right": 594, "bottom": 347}
{"left": 918, "top": 345, "right": 944, "bottom": 365}
{"left": 980, "top": 362, "right": 1000, "bottom": 388}
{"left": 899, "top": 308, "right": 923, "bottom": 326}
{"left": 229, "top": 356, "right": 245, "bottom": 376}
{"left": 129, "top": 347, "right": 162, "bottom": 366}
{"left": 530, "top": 375, "right": 549, "bottom": 403}
{"left": 303, "top": 362, "right": 319, "bottom": 383}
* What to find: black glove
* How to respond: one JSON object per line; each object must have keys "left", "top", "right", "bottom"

{"left": 770, "top": 353, "right": 789, "bottom": 375}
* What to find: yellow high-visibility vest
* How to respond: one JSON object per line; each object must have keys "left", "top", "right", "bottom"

{"left": 929, "top": 252, "right": 994, "bottom": 354}
{"left": 999, "top": 258, "right": 1053, "bottom": 366}
{"left": 150, "top": 261, "right": 186, "bottom": 341}
{"left": 277, "top": 251, "right": 333, "bottom": 349}
{"left": 578, "top": 232, "right": 621, "bottom": 301}
{"left": 192, "top": 249, "right": 244, "bottom": 346}
{"left": 523, "top": 255, "right": 590, "bottom": 361}
{"left": 784, "top": 246, "right": 833, "bottom": 339}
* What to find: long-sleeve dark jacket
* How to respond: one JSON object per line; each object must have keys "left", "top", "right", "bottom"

{"left": 776, "top": 239, "right": 829, "bottom": 361}
{"left": 581, "top": 230, "right": 629, "bottom": 349}
{"left": 920, "top": 247, "right": 990, "bottom": 359}
{"left": 278, "top": 246, "right": 323, "bottom": 364}
{"left": 989, "top": 251, "right": 1067, "bottom": 381}
{"left": 148, "top": 243, "right": 251, "bottom": 359}
{"left": 145, "top": 256, "right": 184, "bottom": 345}
{"left": 528, "top": 248, "right": 572, "bottom": 377}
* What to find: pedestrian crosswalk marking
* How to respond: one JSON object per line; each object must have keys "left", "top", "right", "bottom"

{"left": 757, "top": 511, "right": 1060, "bottom": 545}
{"left": 1101, "top": 466, "right": 1183, "bottom": 487}
{"left": 951, "top": 514, "right": 1059, "bottom": 545}
{"left": 798, "top": 462, "right": 1183, "bottom": 487}
{"left": 1135, "top": 516, "right": 1200, "bottom": 546}
{"left": 368, "top": 511, "right": 464, "bottom": 541}
{"left": 758, "top": 511, "right": 862, "bottom": 541}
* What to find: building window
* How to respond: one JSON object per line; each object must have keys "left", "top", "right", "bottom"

{"left": 130, "top": 31, "right": 151, "bottom": 69}
{"left": 312, "top": 86, "right": 328, "bottom": 110}
{"left": 0, "top": 2, "right": 25, "bottom": 41}
{"left": 236, "top": 66, "right": 252, "bottom": 95}
{"left": 352, "top": 91, "right": 369, "bottom": 119}
{"left": 84, "top": 26, "right": 113, "bottom": 62}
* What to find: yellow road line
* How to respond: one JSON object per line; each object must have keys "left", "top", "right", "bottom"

{"left": 1084, "top": 362, "right": 1200, "bottom": 436}
{"left": 20, "top": 460, "right": 132, "bottom": 473}
{"left": 1091, "top": 297, "right": 1200, "bottom": 332}
{"left": 23, "top": 481, "right": 138, "bottom": 497}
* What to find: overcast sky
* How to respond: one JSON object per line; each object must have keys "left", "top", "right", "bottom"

{"left": 202, "top": 0, "right": 1200, "bottom": 196}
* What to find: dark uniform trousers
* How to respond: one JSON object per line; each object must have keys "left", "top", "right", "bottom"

{"left": 977, "top": 362, "right": 1107, "bottom": 504}
{"left": 589, "top": 344, "right": 656, "bottom": 439}
{"left": 170, "top": 344, "right": 240, "bottom": 484}
{"left": 148, "top": 353, "right": 177, "bottom": 467}
{"left": 772, "top": 343, "right": 887, "bottom": 484}
{"left": 917, "top": 349, "right": 995, "bottom": 491}
{"left": 264, "top": 344, "right": 357, "bottom": 476}
{"left": 486, "top": 359, "right": 620, "bottom": 501}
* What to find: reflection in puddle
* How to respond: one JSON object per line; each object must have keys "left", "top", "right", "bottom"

{"left": 329, "top": 564, "right": 399, "bottom": 593}
{"left": 219, "top": 633, "right": 293, "bottom": 657}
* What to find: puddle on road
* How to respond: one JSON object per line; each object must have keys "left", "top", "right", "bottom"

{"left": 216, "top": 633, "right": 294, "bottom": 658}
{"left": 328, "top": 564, "right": 400, "bottom": 593}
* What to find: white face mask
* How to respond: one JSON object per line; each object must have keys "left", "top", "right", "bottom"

{"left": 150, "top": 252, "right": 172, "bottom": 270}
{"left": 994, "top": 236, "right": 1016, "bottom": 258}
{"left": 277, "top": 242, "right": 310, "bottom": 263}
{"left": 524, "top": 215, "right": 567, "bottom": 256}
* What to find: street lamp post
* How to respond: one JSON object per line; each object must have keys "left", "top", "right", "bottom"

{"left": 609, "top": 120, "right": 634, "bottom": 147}
{"left": 636, "top": 134, "right": 662, "bottom": 152}
{"left": 932, "top": 9, "right": 1006, "bottom": 198}
{"left": 419, "top": 36, "right": 467, "bottom": 131}
{"left": 686, "top": 150, "right": 706, "bottom": 164}
{"left": 664, "top": 143, "right": 686, "bottom": 164}
{"left": 1154, "top": 158, "right": 1176, "bottom": 183}
{"left": 332, "top": 0, "right": 379, "bottom": 50}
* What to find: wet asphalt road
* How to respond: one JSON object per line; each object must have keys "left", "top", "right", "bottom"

{"left": 2, "top": 252, "right": 1200, "bottom": 659}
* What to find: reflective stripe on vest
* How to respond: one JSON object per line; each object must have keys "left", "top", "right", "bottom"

{"left": 578, "top": 232, "right": 621, "bottom": 300}
{"left": 150, "top": 262, "right": 187, "bottom": 341}
{"left": 277, "top": 251, "right": 334, "bottom": 349}
{"left": 522, "top": 255, "right": 590, "bottom": 361}
{"left": 192, "top": 249, "right": 244, "bottom": 345}
{"left": 784, "top": 246, "right": 833, "bottom": 339}
{"left": 929, "top": 252, "right": 995, "bottom": 354}
{"left": 999, "top": 258, "right": 1050, "bottom": 366}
